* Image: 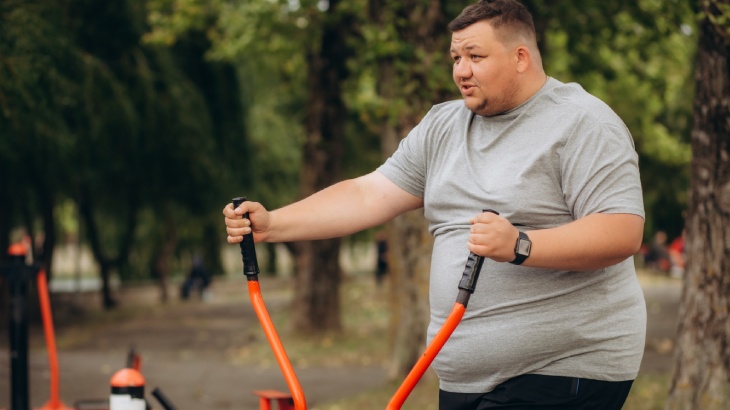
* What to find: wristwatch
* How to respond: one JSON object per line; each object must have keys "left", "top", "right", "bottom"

{"left": 510, "top": 231, "right": 531, "bottom": 265}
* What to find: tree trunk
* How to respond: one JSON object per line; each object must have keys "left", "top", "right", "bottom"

{"left": 0, "top": 171, "right": 10, "bottom": 257}
{"left": 152, "top": 219, "right": 177, "bottom": 303}
{"left": 666, "top": 4, "right": 730, "bottom": 409}
{"left": 78, "top": 188, "right": 139, "bottom": 310}
{"left": 291, "top": 0, "right": 353, "bottom": 333}
{"left": 98, "top": 260, "right": 116, "bottom": 309}
{"left": 292, "top": 239, "right": 343, "bottom": 333}
{"left": 203, "top": 220, "right": 223, "bottom": 277}
{"left": 387, "top": 210, "right": 432, "bottom": 379}
{"left": 0, "top": 175, "right": 11, "bottom": 330}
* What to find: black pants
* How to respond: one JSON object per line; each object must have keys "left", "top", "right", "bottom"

{"left": 439, "top": 374, "right": 633, "bottom": 410}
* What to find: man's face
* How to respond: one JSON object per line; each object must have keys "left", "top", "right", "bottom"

{"left": 451, "top": 21, "right": 520, "bottom": 117}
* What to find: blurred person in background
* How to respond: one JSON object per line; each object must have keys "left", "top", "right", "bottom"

{"left": 180, "top": 254, "right": 211, "bottom": 301}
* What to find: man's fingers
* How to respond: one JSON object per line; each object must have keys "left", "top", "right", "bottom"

{"left": 223, "top": 201, "right": 252, "bottom": 217}
{"left": 222, "top": 203, "right": 239, "bottom": 218}
{"left": 227, "top": 235, "right": 243, "bottom": 244}
{"left": 227, "top": 224, "right": 251, "bottom": 236}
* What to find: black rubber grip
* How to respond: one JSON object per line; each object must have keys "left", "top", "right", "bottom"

{"left": 457, "top": 209, "right": 499, "bottom": 295}
{"left": 232, "top": 197, "right": 260, "bottom": 276}
{"left": 457, "top": 252, "right": 485, "bottom": 294}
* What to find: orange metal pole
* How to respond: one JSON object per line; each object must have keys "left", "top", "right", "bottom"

{"left": 248, "top": 280, "right": 307, "bottom": 410}
{"left": 35, "top": 269, "right": 73, "bottom": 410}
{"left": 386, "top": 302, "right": 466, "bottom": 410}
{"left": 258, "top": 397, "right": 272, "bottom": 410}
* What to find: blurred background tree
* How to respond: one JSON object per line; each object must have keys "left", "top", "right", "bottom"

{"left": 1, "top": 0, "right": 252, "bottom": 308}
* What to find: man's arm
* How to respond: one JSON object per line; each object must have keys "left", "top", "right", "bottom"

{"left": 223, "top": 171, "right": 423, "bottom": 244}
{"left": 468, "top": 212, "right": 644, "bottom": 271}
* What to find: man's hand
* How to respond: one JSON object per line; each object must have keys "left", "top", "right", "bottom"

{"left": 467, "top": 211, "right": 519, "bottom": 263}
{"left": 222, "top": 200, "right": 271, "bottom": 244}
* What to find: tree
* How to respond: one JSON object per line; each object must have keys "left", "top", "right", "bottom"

{"left": 64, "top": 0, "right": 222, "bottom": 308}
{"left": 0, "top": 0, "right": 79, "bottom": 277}
{"left": 666, "top": 1, "right": 730, "bottom": 408}
{"left": 1, "top": 0, "right": 248, "bottom": 308}
{"left": 286, "top": 0, "right": 361, "bottom": 333}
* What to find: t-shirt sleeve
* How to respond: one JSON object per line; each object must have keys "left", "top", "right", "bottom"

{"left": 561, "top": 121, "right": 645, "bottom": 219}
{"left": 376, "top": 114, "right": 432, "bottom": 199}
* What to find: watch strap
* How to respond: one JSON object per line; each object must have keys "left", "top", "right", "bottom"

{"left": 510, "top": 231, "right": 531, "bottom": 265}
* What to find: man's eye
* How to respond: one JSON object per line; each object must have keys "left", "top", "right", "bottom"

{"left": 453, "top": 56, "right": 461, "bottom": 62}
{"left": 471, "top": 55, "right": 482, "bottom": 60}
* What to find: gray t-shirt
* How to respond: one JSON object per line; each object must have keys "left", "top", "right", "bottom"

{"left": 377, "top": 77, "right": 646, "bottom": 393}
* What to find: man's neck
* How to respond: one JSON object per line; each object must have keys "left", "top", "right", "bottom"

{"left": 516, "top": 71, "right": 549, "bottom": 107}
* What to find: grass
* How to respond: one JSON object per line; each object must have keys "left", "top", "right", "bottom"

{"left": 227, "top": 274, "right": 392, "bottom": 369}
{"left": 624, "top": 374, "right": 671, "bottom": 410}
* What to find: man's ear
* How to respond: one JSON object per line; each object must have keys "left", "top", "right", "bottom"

{"left": 515, "top": 45, "right": 530, "bottom": 73}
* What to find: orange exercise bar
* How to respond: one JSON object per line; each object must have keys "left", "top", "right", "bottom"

{"left": 386, "top": 302, "right": 466, "bottom": 410}
{"left": 387, "top": 211, "right": 492, "bottom": 409}
{"left": 36, "top": 269, "right": 74, "bottom": 410}
{"left": 248, "top": 279, "right": 307, "bottom": 410}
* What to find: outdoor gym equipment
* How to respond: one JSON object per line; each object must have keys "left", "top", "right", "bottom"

{"left": 232, "top": 197, "right": 306, "bottom": 410}
{"left": 231, "top": 197, "right": 494, "bottom": 410}
{"left": 108, "top": 348, "right": 147, "bottom": 410}
{"left": 0, "top": 242, "right": 73, "bottom": 410}
{"left": 0, "top": 243, "right": 172, "bottom": 410}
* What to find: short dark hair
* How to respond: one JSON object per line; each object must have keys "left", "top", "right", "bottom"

{"left": 448, "top": 0, "right": 536, "bottom": 42}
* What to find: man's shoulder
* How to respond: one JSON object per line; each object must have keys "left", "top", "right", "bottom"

{"left": 415, "top": 100, "right": 473, "bottom": 138}
{"left": 427, "top": 99, "right": 470, "bottom": 119}
{"left": 543, "top": 80, "right": 624, "bottom": 126}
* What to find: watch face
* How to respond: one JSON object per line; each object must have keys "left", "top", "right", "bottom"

{"left": 517, "top": 239, "right": 531, "bottom": 256}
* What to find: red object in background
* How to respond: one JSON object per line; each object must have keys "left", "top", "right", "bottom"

{"left": 668, "top": 234, "right": 685, "bottom": 269}
{"left": 253, "top": 390, "right": 295, "bottom": 410}
{"left": 7, "top": 242, "right": 27, "bottom": 256}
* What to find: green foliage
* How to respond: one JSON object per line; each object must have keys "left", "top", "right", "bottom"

{"left": 63, "top": 1, "right": 227, "bottom": 278}
{"left": 146, "top": 0, "right": 312, "bottom": 208}
{"left": 145, "top": 0, "right": 213, "bottom": 46}
{"left": 354, "top": 1, "right": 467, "bottom": 128}
{"left": 0, "top": 1, "right": 90, "bottom": 269}
{"left": 0, "top": 0, "right": 78, "bottom": 200}
{"left": 1, "top": 0, "right": 252, "bottom": 284}
{"left": 704, "top": 0, "right": 730, "bottom": 40}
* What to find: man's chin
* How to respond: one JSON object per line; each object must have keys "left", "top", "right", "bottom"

{"left": 464, "top": 98, "right": 482, "bottom": 110}
{"left": 463, "top": 100, "right": 493, "bottom": 117}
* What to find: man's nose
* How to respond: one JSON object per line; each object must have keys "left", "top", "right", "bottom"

{"left": 453, "top": 60, "right": 472, "bottom": 79}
